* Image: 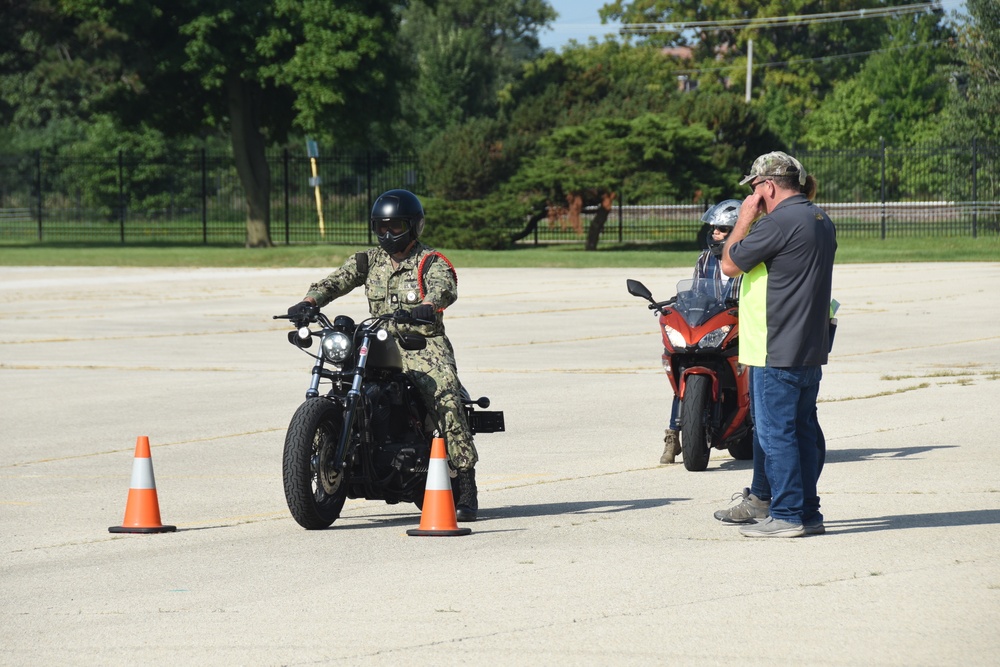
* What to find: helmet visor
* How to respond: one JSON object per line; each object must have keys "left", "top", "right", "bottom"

{"left": 373, "top": 217, "right": 410, "bottom": 236}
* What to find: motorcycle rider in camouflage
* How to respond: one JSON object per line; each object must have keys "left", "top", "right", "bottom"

{"left": 286, "top": 189, "right": 481, "bottom": 521}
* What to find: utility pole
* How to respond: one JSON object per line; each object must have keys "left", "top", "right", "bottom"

{"left": 745, "top": 39, "right": 753, "bottom": 103}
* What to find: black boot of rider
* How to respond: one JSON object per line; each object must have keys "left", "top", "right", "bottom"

{"left": 455, "top": 468, "right": 478, "bottom": 522}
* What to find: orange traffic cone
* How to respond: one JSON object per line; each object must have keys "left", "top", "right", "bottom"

{"left": 407, "top": 437, "right": 471, "bottom": 537}
{"left": 108, "top": 436, "right": 176, "bottom": 534}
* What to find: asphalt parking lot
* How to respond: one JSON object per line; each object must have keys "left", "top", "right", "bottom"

{"left": 2, "top": 262, "right": 999, "bottom": 666}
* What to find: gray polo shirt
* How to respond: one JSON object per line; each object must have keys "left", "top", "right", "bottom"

{"left": 729, "top": 194, "right": 837, "bottom": 367}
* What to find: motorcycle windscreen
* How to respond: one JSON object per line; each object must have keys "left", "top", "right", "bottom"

{"left": 673, "top": 278, "right": 731, "bottom": 327}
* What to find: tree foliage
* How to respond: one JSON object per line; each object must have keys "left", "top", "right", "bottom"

{"left": 600, "top": 0, "right": 941, "bottom": 144}
{"left": 803, "top": 13, "right": 956, "bottom": 148}
{"left": 931, "top": 0, "right": 1000, "bottom": 144}
{"left": 0, "top": 0, "right": 990, "bottom": 250}
{"left": 6, "top": 0, "right": 410, "bottom": 246}
{"left": 397, "top": 0, "right": 554, "bottom": 146}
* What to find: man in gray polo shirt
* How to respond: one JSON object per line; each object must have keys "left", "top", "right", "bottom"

{"left": 720, "top": 151, "right": 837, "bottom": 537}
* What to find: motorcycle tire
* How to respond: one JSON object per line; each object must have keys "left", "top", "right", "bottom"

{"left": 680, "top": 374, "right": 712, "bottom": 472}
{"left": 283, "top": 398, "right": 349, "bottom": 529}
{"left": 727, "top": 429, "right": 754, "bottom": 461}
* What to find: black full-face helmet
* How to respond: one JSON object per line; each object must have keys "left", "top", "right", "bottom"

{"left": 701, "top": 199, "right": 741, "bottom": 258}
{"left": 370, "top": 189, "right": 425, "bottom": 254}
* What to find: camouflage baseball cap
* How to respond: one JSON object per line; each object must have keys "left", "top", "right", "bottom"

{"left": 739, "top": 151, "right": 807, "bottom": 186}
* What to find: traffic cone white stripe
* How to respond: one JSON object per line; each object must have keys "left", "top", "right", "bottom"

{"left": 425, "top": 456, "right": 450, "bottom": 491}
{"left": 128, "top": 457, "right": 156, "bottom": 490}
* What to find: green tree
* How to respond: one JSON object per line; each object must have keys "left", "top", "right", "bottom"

{"left": 932, "top": 0, "right": 1000, "bottom": 143}
{"left": 398, "top": 0, "right": 555, "bottom": 145}
{"left": 0, "top": 1, "right": 125, "bottom": 153}
{"left": 506, "top": 112, "right": 722, "bottom": 249}
{"left": 58, "top": 0, "right": 408, "bottom": 246}
{"left": 600, "top": 0, "right": 943, "bottom": 145}
{"left": 420, "top": 39, "right": 778, "bottom": 248}
{"left": 803, "top": 13, "right": 955, "bottom": 149}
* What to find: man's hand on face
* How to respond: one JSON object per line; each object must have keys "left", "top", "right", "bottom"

{"left": 738, "top": 193, "right": 765, "bottom": 226}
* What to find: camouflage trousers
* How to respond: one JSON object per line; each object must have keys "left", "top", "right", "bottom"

{"left": 402, "top": 335, "right": 478, "bottom": 470}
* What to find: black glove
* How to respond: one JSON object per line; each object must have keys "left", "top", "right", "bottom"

{"left": 287, "top": 301, "right": 316, "bottom": 323}
{"left": 411, "top": 304, "right": 436, "bottom": 323}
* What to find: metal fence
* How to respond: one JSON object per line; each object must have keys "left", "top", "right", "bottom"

{"left": 0, "top": 150, "right": 420, "bottom": 245}
{"left": 522, "top": 141, "right": 1000, "bottom": 244}
{"left": 0, "top": 142, "right": 996, "bottom": 245}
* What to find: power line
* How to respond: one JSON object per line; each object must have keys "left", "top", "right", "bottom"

{"left": 674, "top": 39, "right": 946, "bottom": 75}
{"left": 620, "top": 2, "right": 943, "bottom": 35}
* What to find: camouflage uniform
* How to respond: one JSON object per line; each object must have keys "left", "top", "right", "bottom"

{"left": 304, "top": 242, "right": 478, "bottom": 470}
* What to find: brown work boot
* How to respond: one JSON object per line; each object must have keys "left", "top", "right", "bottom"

{"left": 455, "top": 468, "right": 478, "bottom": 522}
{"left": 660, "top": 429, "right": 680, "bottom": 464}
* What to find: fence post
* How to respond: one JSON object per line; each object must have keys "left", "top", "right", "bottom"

{"left": 879, "top": 137, "right": 886, "bottom": 240}
{"left": 118, "top": 149, "right": 125, "bottom": 243}
{"left": 35, "top": 150, "right": 42, "bottom": 241}
{"left": 201, "top": 148, "right": 208, "bottom": 244}
{"left": 366, "top": 151, "right": 373, "bottom": 245}
{"left": 283, "top": 148, "right": 290, "bottom": 245}
{"left": 971, "top": 138, "right": 978, "bottom": 239}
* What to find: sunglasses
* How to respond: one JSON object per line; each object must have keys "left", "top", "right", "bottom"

{"left": 714, "top": 226, "right": 733, "bottom": 233}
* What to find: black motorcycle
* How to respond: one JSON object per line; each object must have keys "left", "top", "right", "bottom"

{"left": 274, "top": 307, "right": 504, "bottom": 529}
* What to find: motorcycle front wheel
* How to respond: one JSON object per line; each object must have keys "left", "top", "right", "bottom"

{"left": 283, "top": 398, "right": 349, "bottom": 529}
{"left": 680, "top": 374, "right": 712, "bottom": 472}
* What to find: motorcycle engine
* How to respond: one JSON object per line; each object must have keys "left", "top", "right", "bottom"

{"left": 366, "top": 382, "right": 429, "bottom": 474}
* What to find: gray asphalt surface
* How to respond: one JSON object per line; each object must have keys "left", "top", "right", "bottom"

{"left": 1, "top": 263, "right": 998, "bottom": 666}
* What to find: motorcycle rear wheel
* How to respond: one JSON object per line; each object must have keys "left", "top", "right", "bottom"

{"left": 283, "top": 398, "right": 349, "bottom": 529}
{"left": 680, "top": 374, "right": 712, "bottom": 472}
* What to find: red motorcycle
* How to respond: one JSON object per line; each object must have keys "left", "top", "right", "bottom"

{"left": 627, "top": 277, "right": 753, "bottom": 471}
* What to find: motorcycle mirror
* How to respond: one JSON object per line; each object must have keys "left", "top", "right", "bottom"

{"left": 626, "top": 279, "right": 654, "bottom": 302}
{"left": 398, "top": 333, "right": 427, "bottom": 351}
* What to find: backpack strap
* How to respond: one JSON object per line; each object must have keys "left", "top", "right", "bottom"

{"left": 354, "top": 251, "right": 369, "bottom": 279}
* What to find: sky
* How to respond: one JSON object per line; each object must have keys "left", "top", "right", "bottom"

{"left": 538, "top": 0, "right": 968, "bottom": 53}
{"left": 538, "top": 0, "right": 621, "bottom": 51}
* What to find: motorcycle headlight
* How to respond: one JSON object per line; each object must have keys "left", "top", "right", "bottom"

{"left": 698, "top": 325, "right": 732, "bottom": 349}
{"left": 662, "top": 324, "right": 688, "bottom": 349}
{"left": 321, "top": 332, "right": 353, "bottom": 364}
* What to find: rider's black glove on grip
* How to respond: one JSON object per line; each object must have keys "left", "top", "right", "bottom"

{"left": 287, "top": 301, "right": 316, "bottom": 323}
{"left": 411, "top": 304, "right": 435, "bottom": 323}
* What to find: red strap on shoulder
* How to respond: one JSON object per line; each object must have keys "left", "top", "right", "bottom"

{"left": 418, "top": 251, "right": 457, "bottom": 311}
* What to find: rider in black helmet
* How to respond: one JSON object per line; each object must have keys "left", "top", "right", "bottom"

{"left": 370, "top": 189, "right": 426, "bottom": 256}
{"left": 288, "top": 189, "right": 482, "bottom": 520}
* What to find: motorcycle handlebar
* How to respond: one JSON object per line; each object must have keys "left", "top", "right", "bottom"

{"left": 274, "top": 308, "right": 427, "bottom": 330}
{"left": 648, "top": 298, "right": 676, "bottom": 311}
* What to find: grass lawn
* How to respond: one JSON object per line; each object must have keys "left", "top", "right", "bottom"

{"left": 0, "top": 236, "right": 997, "bottom": 268}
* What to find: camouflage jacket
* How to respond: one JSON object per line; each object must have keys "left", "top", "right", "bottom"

{"left": 305, "top": 242, "right": 458, "bottom": 338}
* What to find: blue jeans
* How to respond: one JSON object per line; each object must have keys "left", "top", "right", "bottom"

{"left": 749, "top": 399, "right": 826, "bottom": 502}
{"left": 749, "top": 365, "right": 824, "bottom": 524}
